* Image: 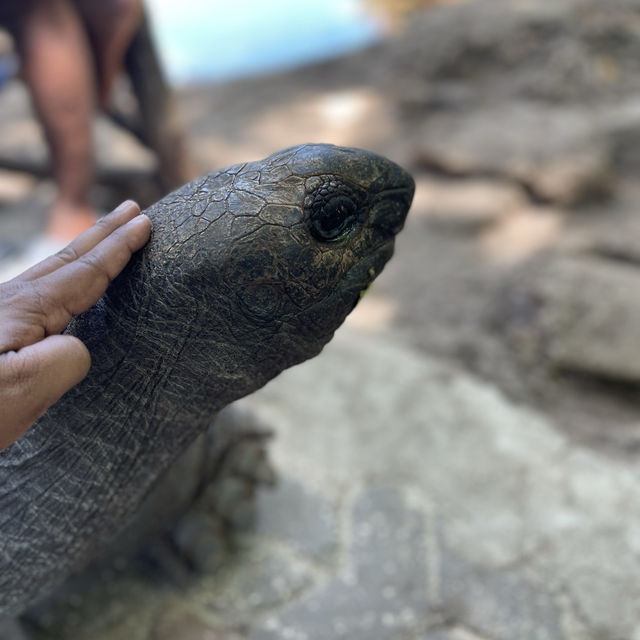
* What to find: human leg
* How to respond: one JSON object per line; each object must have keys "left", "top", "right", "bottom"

{"left": 74, "top": 0, "right": 143, "bottom": 108}
{"left": 15, "top": 0, "right": 98, "bottom": 240}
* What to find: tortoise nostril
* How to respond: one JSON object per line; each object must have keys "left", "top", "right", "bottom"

{"left": 372, "top": 196, "right": 410, "bottom": 237}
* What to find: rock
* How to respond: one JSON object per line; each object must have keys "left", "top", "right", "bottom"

{"left": 479, "top": 206, "right": 564, "bottom": 264}
{"left": 150, "top": 606, "right": 241, "bottom": 640}
{"left": 249, "top": 486, "right": 432, "bottom": 640}
{"left": 418, "top": 630, "right": 492, "bottom": 640}
{"left": 194, "top": 539, "right": 316, "bottom": 629}
{"left": 603, "top": 99, "right": 640, "bottom": 176}
{"left": 389, "top": 0, "right": 640, "bottom": 106}
{"left": 381, "top": 0, "right": 640, "bottom": 207}
{"left": 439, "top": 545, "right": 563, "bottom": 640}
{"left": 584, "top": 215, "right": 640, "bottom": 265}
{"left": 415, "top": 176, "right": 525, "bottom": 232}
{"left": 240, "top": 330, "right": 640, "bottom": 639}
{"left": 507, "top": 256, "right": 640, "bottom": 382}
{"left": 415, "top": 103, "right": 613, "bottom": 207}
{"left": 256, "top": 479, "right": 337, "bottom": 562}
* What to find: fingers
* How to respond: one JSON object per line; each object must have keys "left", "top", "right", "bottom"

{"left": 14, "top": 200, "right": 142, "bottom": 283}
{"left": 0, "top": 335, "right": 90, "bottom": 450}
{"left": 0, "top": 201, "right": 150, "bottom": 449}
{"left": 0, "top": 202, "right": 150, "bottom": 353}
{"left": 34, "top": 211, "right": 151, "bottom": 336}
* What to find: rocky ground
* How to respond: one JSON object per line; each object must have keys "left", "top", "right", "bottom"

{"left": 3, "top": 0, "right": 640, "bottom": 638}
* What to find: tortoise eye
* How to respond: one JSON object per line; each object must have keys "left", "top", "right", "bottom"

{"left": 311, "top": 196, "right": 359, "bottom": 242}
{"left": 306, "top": 178, "right": 365, "bottom": 243}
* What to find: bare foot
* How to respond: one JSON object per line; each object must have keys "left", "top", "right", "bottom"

{"left": 47, "top": 201, "right": 99, "bottom": 242}
{"left": 75, "top": 0, "right": 144, "bottom": 108}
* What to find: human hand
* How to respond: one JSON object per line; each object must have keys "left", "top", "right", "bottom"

{"left": 0, "top": 200, "right": 151, "bottom": 450}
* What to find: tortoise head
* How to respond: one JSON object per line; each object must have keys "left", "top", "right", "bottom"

{"left": 218, "top": 144, "right": 414, "bottom": 344}
{"left": 109, "top": 144, "right": 414, "bottom": 403}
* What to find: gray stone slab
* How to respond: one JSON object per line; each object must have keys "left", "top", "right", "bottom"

{"left": 195, "top": 539, "right": 316, "bottom": 628}
{"left": 514, "top": 256, "right": 640, "bottom": 382}
{"left": 150, "top": 606, "right": 242, "bottom": 640}
{"left": 249, "top": 486, "right": 431, "bottom": 640}
{"left": 419, "top": 633, "right": 460, "bottom": 640}
{"left": 256, "top": 478, "right": 337, "bottom": 562}
{"left": 419, "top": 629, "right": 492, "bottom": 640}
{"left": 241, "top": 329, "right": 640, "bottom": 639}
{"left": 416, "top": 103, "right": 611, "bottom": 207}
{"left": 389, "top": 0, "right": 640, "bottom": 104}
{"left": 416, "top": 177, "right": 525, "bottom": 233}
{"left": 440, "top": 545, "right": 562, "bottom": 640}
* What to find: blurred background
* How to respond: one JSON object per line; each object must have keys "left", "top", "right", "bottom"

{"left": 4, "top": 0, "right": 640, "bottom": 638}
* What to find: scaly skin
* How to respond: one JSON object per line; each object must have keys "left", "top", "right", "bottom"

{"left": 0, "top": 144, "right": 414, "bottom": 616}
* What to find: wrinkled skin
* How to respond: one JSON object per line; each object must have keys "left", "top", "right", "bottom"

{"left": 0, "top": 143, "right": 414, "bottom": 616}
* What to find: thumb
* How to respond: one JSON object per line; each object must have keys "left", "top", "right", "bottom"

{"left": 0, "top": 335, "right": 90, "bottom": 450}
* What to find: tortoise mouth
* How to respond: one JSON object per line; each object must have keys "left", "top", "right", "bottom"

{"left": 342, "top": 238, "right": 395, "bottom": 310}
{"left": 296, "top": 237, "right": 395, "bottom": 344}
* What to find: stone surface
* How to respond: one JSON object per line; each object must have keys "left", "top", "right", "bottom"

{"left": 189, "top": 539, "right": 316, "bottom": 630}
{"left": 479, "top": 206, "right": 564, "bottom": 264}
{"left": 415, "top": 103, "right": 612, "bottom": 207}
{"left": 507, "top": 256, "right": 640, "bottom": 382}
{"left": 256, "top": 479, "right": 337, "bottom": 562}
{"left": 439, "top": 546, "right": 563, "bottom": 640}
{"left": 237, "top": 329, "right": 640, "bottom": 640}
{"left": 249, "top": 486, "right": 431, "bottom": 640}
{"left": 389, "top": 0, "right": 640, "bottom": 105}
{"left": 580, "top": 212, "right": 640, "bottom": 265}
{"left": 420, "top": 630, "right": 492, "bottom": 640}
{"left": 383, "top": 0, "right": 640, "bottom": 209}
{"left": 415, "top": 177, "right": 524, "bottom": 232}
{"left": 149, "top": 606, "right": 242, "bottom": 640}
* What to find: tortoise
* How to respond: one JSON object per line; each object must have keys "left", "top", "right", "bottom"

{"left": 0, "top": 143, "right": 414, "bottom": 618}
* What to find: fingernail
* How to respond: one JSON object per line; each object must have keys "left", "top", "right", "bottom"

{"left": 125, "top": 213, "right": 150, "bottom": 228}
{"left": 112, "top": 200, "right": 140, "bottom": 216}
